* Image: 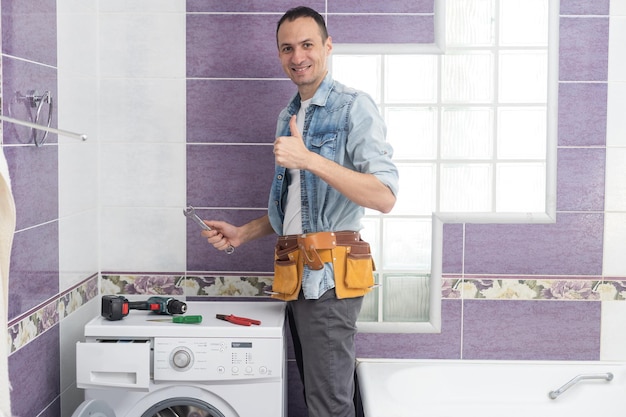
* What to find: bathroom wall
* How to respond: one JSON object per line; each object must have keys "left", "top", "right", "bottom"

{"left": 1, "top": 1, "right": 625, "bottom": 417}
{"left": 2, "top": 0, "right": 99, "bottom": 416}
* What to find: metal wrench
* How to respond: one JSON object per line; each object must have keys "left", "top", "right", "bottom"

{"left": 183, "top": 206, "right": 235, "bottom": 254}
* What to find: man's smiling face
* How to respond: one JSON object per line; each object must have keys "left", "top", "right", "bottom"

{"left": 277, "top": 16, "right": 333, "bottom": 101}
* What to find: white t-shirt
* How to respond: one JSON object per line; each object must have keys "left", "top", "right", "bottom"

{"left": 282, "top": 99, "right": 311, "bottom": 235}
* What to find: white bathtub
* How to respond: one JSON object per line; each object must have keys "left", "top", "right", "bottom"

{"left": 356, "top": 359, "right": 626, "bottom": 417}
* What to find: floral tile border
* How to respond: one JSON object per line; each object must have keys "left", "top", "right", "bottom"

{"left": 442, "top": 277, "right": 626, "bottom": 301}
{"left": 101, "top": 274, "right": 274, "bottom": 297}
{"left": 7, "top": 274, "right": 98, "bottom": 355}
{"left": 102, "top": 274, "right": 626, "bottom": 301}
{"left": 10, "top": 273, "right": 626, "bottom": 355}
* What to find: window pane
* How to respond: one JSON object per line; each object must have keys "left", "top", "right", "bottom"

{"left": 360, "top": 217, "right": 380, "bottom": 266}
{"left": 440, "top": 164, "right": 492, "bottom": 212}
{"left": 359, "top": 276, "right": 380, "bottom": 322}
{"left": 386, "top": 107, "right": 437, "bottom": 159}
{"left": 442, "top": 53, "right": 494, "bottom": 103}
{"left": 441, "top": 107, "right": 493, "bottom": 159}
{"left": 446, "top": 0, "right": 495, "bottom": 46}
{"left": 499, "top": 51, "right": 548, "bottom": 103}
{"left": 391, "top": 164, "right": 435, "bottom": 216}
{"left": 383, "top": 274, "right": 430, "bottom": 322}
{"left": 332, "top": 55, "right": 381, "bottom": 102}
{"left": 499, "top": 0, "right": 548, "bottom": 46}
{"left": 496, "top": 163, "right": 546, "bottom": 212}
{"left": 497, "top": 107, "right": 547, "bottom": 159}
{"left": 382, "top": 218, "right": 431, "bottom": 270}
{"left": 385, "top": 55, "right": 438, "bottom": 103}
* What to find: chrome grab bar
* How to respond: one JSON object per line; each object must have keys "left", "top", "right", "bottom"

{"left": 0, "top": 115, "right": 87, "bottom": 143}
{"left": 548, "top": 372, "right": 613, "bottom": 400}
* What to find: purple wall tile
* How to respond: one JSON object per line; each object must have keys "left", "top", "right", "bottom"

{"left": 4, "top": 146, "right": 59, "bottom": 230}
{"left": 463, "top": 300, "right": 600, "bottom": 360}
{"left": 560, "top": 0, "right": 610, "bottom": 16}
{"left": 356, "top": 299, "right": 462, "bottom": 359}
{"left": 2, "top": 57, "right": 58, "bottom": 145}
{"left": 187, "top": 14, "right": 285, "bottom": 78}
{"left": 557, "top": 148, "right": 605, "bottom": 211}
{"left": 1, "top": 0, "right": 57, "bottom": 66}
{"left": 559, "top": 17, "right": 609, "bottom": 82}
{"left": 558, "top": 83, "right": 607, "bottom": 146}
{"left": 187, "top": 144, "right": 275, "bottom": 208}
{"left": 327, "top": 15, "right": 434, "bottom": 44}
{"left": 464, "top": 213, "right": 603, "bottom": 276}
{"left": 186, "top": 208, "right": 275, "bottom": 272}
{"left": 442, "top": 224, "right": 463, "bottom": 274}
{"left": 9, "top": 323, "right": 60, "bottom": 417}
{"left": 8, "top": 223, "right": 59, "bottom": 320}
{"left": 188, "top": 0, "right": 325, "bottom": 13}
{"left": 328, "top": 0, "right": 434, "bottom": 13}
{"left": 187, "top": 79, "right": 295, "bottom": 143}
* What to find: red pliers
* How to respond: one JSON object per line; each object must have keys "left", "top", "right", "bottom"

{"left": 216, "top": 314, "right": 261, "bottom": 326}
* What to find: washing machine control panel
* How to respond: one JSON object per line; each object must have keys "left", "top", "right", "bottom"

{"left": 153, "top": 337, "right": 284, "bottom": 381}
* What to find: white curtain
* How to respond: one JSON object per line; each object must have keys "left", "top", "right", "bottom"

{"left": 0, "top": 146, "right": 15, "bottom": 417}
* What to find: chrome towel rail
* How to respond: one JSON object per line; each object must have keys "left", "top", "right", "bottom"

{"left": 548, "top": 372, "right": 613, "bottom": 400}
{"left": 0, "top": 114, "right": 87, "bottom": 143}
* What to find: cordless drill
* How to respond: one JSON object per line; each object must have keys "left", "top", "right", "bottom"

{"left": 101, "top": 295, "right": 187, "bottom": 321}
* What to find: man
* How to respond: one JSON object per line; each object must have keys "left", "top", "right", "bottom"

{"left": 202, "top": 6, "right": 399, "bottom": 417}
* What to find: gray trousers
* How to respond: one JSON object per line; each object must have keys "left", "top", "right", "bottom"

{"left": 287, "top": 289, "right": 363, "bottom": 417}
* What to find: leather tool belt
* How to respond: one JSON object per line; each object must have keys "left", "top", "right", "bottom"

{"left": 271, "top": 231, "right": 375, "bottom": 301}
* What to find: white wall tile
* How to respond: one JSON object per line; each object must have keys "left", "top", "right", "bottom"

{"left": 603, "top": 213, "right": 626, "bottom": 276}
{"left": 57, "top": 0, "right": 97, "bottom": 14}
{"left": 98, "top": 0, "right": 185, "bottom": 13}
{"left": 57, "top": 9, "right": 98, "bottom": 76}
{"left": 600, "top": 300, "right": 626, "bottom": 360}
{"left": 57, "top": 75, "right": 99, "bottom": 141}
{"left": 99, "top": 11, "right": 185, "bottom": 78}
{"left": 59, "top": 210, "right": 99, "bottom": 291}
{"left": 58, "top": 140, "right": 98, "bottom": 217}
{"left": 606, "top": 81, "right": 626, "bottom": 148}
{"left": 100, "top": 142, "right": 185, "bottom": 207}
{"left": 605, "top": 148, "right": 626, "bottom": 211}
{"left": 611, "top": 0, "right": 626, "bottom": 16}
{"left": 608, "top": 16, "right": 626, "bottom": 82}
{"left": 100, "top": 207, "right": 186, "bottom": 272}
{"left": 59, "top": 298, "right": 99, "bottom": 416}
{"left": 98, "top": 78, "right": 186, "bottom": 142}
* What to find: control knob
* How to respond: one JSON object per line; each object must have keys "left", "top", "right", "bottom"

{"left": 171, "top": 347, "right": 193, "bottom": 370}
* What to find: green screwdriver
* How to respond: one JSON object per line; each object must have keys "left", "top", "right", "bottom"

{"left": 147, "top": 315, "right": 203, "bottom": 324}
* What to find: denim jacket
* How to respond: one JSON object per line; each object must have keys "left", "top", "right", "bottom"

{"left": 268, "top": 73, "right": 399, "bottom": 299}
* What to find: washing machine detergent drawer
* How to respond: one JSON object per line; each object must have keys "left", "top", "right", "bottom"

{"left": 76, "top": 340, "right": 151, "bottom": 390}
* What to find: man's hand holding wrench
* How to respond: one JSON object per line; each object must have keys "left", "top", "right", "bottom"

{"left": 184, "top": 206, "right": 235, "bottom": 254}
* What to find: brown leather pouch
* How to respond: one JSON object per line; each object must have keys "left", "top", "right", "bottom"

{"left": 271, "top": 245, "right": 302, "bottom": 301}
{"left": 333, "top": 241, "right": 375, "bottom": 299}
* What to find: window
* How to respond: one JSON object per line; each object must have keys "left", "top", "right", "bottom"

{"left": 331, "top": 0, "right": 557, "bottom": 332}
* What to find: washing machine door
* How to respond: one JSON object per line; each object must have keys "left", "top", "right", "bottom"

{"left": 140, "top": 398, "right": 225, "bottom": 417}
{"left": 72, "top": 400, "right": 116, "bottom": 417}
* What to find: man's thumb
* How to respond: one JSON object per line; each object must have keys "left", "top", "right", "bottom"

{"left": 289, "top": 115, "right": 300, "bottom": 137}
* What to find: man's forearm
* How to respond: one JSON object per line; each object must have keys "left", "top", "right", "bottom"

{"left": 239, "top": 214, "right": 276, "bottom": 243}
{"left": 305, "top": 153, "right": 396, "bottom": 214}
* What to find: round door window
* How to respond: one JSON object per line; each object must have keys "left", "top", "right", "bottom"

{"left": 141, "top": 398, "right": 226, "bottom": 417}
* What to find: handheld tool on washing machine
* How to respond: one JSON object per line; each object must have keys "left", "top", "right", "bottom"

{"left": 101, "top": 295, "right": 187, "bottom": 321}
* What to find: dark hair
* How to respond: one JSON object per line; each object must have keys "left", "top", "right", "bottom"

{"left": 276, "top": 6, "right": 329, "bottom": 42}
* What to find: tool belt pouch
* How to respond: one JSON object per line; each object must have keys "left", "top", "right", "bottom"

{"left": 271, "top": 241, "right": 302, "bottom": 301}
{"left": 334, "top": 241, "right": 375, "bottom": 299}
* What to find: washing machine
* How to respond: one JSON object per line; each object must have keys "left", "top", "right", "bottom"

{"left": 72, "top": 300, "right": 286, "bottom": 417}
